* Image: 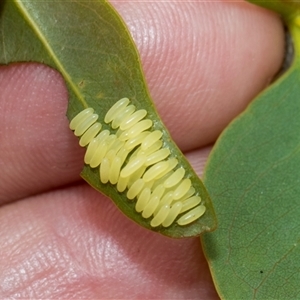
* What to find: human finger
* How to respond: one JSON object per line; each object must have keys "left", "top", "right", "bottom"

{"left": 0, "top": 1, "right": 284, "bottom": 203}
{"left": 0, "top": 185, "right": 218, "bottom": 299}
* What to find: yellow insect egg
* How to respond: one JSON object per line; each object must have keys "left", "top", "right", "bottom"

{"left": 164, "top": 167, "right": 185, "bottom": 188}
{"left": 127, "top": 178, "right": 145, "bottom": 200}
{"left": 141, "top": 130, "right": 163, "bottom": 150}
{"left": 117, "top": 174, "right": 129, "bottom": 193}
{"left": 152, "top": 171, "right": 173, "bottom": 190}
{"left": 162, "top": 202, "right": 183, "bottom": 227}
{"left": 84, "top": 138, "right": 99, "bottom": 165}
{"left": 137, "top": 140, "right": 163, "bottom": 157}
{"left": 100, "top": 157, "right": 110, "bottom": 184}
{"left": 79, "top": 122, "right": 102, "bottom": 147}
{"left": 177, "top": 205, "right": 206, "bottom": 226}
{"left": 177, "top": 187, "right": 196, "bottom": 202}
{"left": 180, "top": 196, "right": 202, "bottom": 213}
{"left": 84, "top": 129, "right": 110, "bottom": 163}
{"left": 128, "top": 166, "right": 147, "bottom": 187}
{"left": 173, "top": 178, "right": 192, "bottom": 200}
{"left": 116, "top": 147, "right": 130, "bottom": 165}
{"left": 151, "top": 184, "right": 165, "bottom": 200}
{"left": 143, "top": 161, "right": 169, "bottom": 182}
{"left": 154, "top": 191, "right": 173, "bottom": 215}
{"left": 144, "top": 148, "right": 171, "bottom": 166}
{"left": 136, "top": 187, "right": 151, "bottom": 213}
{"left": 111, "top": 104, "right": 135, "bottom": 129}
{"left": 74, "top": 113, "right": 98, "bottom": 136}
{"left": 125, "top": 131, "right": 150, "bottom": 151}
{"left": 120, "top": 155, "right": 146, "bottom": 178}
{"left": 153, "top": 158, "right": 178, "bottom": 181}
{"left": 89, "top": 141, "right": 108, "bottom": 168}
{"left": 104, "top": 97, "right": 129, "bottom": 124}
{"left": 119, "top": 119, "right": 153, "bottom": 141}
{"left": 109, "top": 139, "right": 125, "bottom": 155}
{"left": 150, "top": 204, "right": 170, "bottom": 227}
{"left": 109, "top": 156, "right": 122, "bottom": 185}
{"left": 105, "top": 149, "right": 117, "bottom": 163}
{"left": 120, "top": 109, "right": 147, "bottom": 130}
{"left": 69, "top": 107, "right": 94, "bottom": 130}
{"left": 142, "top": 195, "right": 160, "bottom": 218}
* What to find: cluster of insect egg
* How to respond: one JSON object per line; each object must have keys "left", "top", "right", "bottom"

{"left": 69, "top": 98, "right": 206, "bottom": 227}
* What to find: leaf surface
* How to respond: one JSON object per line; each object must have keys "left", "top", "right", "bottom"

{"left": 202, "top": 2, "right": 300, "bottom": 298}
{"left": 0, "top": 0, "right": 216, "bottom": 238}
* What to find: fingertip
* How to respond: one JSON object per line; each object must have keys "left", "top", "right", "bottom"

{"left": 112, "top": 1, "right": 285, "bottom": 150}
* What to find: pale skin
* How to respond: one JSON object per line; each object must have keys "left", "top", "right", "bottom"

{"left": 0, "top": 1, "right": 284, "bottom": 299}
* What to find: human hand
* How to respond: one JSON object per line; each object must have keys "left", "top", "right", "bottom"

{"left": 0, "top": 1, "right": 284, "bottom": 298}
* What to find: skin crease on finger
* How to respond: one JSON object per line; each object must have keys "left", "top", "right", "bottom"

{"left": 0, "top": 1, "right": 285, "bottom": 299}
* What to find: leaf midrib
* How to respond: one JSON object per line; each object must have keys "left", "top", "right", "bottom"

{"left": 14, "top": 0, "right": 88, "bottom": 108}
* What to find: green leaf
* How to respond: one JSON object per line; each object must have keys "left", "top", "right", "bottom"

{"left": 202, "top": 4, "right": 300, "bottom": 299}
{"left": 0, "top": 0, "right": 217, "bottom": 238}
